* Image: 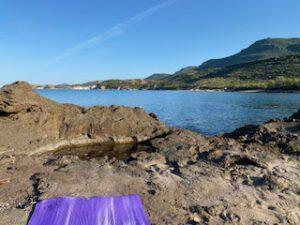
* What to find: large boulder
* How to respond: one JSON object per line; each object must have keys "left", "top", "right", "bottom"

{"left": 0, "top": 82, "right": 166, "bottom": 154}
{"left": 0, "top": 81, "right": 54, "bottom": 115}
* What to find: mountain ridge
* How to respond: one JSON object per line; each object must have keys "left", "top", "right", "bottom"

{"left": 37, "top": 38, "right": 300, "bottom": 91}
{"left": 198, "top": 37, "right": 300, "bottom": 69}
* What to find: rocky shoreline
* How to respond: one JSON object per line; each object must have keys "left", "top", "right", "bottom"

{"left": 0, "top": 82, "right": 299, "bottom": 225}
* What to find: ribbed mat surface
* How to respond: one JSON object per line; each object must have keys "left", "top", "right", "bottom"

{"left": 28, "top": 195, "right": 151, "bottom": 225}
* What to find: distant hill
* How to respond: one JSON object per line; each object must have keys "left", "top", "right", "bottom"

{"left": 40, "top": 38, "right": 300, "bottom": 91}
{"left": 145, "top": 73, "right": 171, "bottom": 80}
{"left": 202, "top": 55, "right": 300, "bottom": 80}
{"left": 142, "top": 55, "right": 300, "bottom": 90}
{"left": 142, "top": 38, "right": 300, "bottom": 90}
{"left": 199, "top": 38, "right": 300, "bottom": 69}
{"left": 195, "top": 55, "right": 300, "bottom": 90}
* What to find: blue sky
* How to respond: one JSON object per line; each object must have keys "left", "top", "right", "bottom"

{"left": 0, "top": 0, "right": 299, "bottom": 85}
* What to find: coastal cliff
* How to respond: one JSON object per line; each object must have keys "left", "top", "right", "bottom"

{"left": 0, "top": 82, "right": 299, "bottom": 225}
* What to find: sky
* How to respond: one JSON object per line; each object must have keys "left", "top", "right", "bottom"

{"left": 0, "top": 0, "right": 300, "bottom": 86}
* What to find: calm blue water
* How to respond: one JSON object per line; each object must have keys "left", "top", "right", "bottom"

{"left": 36, "top": 90, "right": 300, "bottom": 136}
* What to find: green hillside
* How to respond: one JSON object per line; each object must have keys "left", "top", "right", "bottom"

{"left": 144, "top": 38, "right": 300, "bottom": 90}
{"left": 195, "top": 55, "right": 300, "bottom": 90}
{"left": 203, "top": 55, "right": 300, "bottom": 80}
{"left": 47, "top": 38, "right": 300, "bottom": 91}
{"left": 145, "top": 73, "right": 171, "bottom": 81}
{"left": 95, "top": 55, "right": 300, "bottom": 91}
{"left": 152, "top": 38, "right": 300, "bottom": 83}
{"left": 199, "top": 38, "right": 300, "bottom": 69}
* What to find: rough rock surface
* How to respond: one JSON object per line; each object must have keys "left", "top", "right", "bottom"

{"left": 0, "top": 82, "right": 299, "bottom": 225}
{"left": 0, "top": 82, "right": 166, "bottom": 155}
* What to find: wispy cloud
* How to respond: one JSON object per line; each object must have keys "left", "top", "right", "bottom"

{"left": 48, "top": 0, "right": 181, "bottom": 64}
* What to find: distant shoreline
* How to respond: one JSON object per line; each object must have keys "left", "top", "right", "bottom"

{"left": 34, "top": 87, "right": 300, "bottom": 93}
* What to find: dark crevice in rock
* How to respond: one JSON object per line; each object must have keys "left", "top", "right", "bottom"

{"left": 166, "top": 160, "right": 182, "bottom": 177}
{"left": 144, "top": 130, "right": 174, "bottom": 143}
{"left": 16, "top": 173, "right": 48, "bottom": 209}
{"left": 81, "top": 107, "right": 89, "bottom": 114}
{"left": 198, "top": 151, "right": 210, "bottom": 160}
{"left": 0, "top": 111, "right": 12, "bottom": 117}
{"left": 230, "top": 157, "right": 262, "bottom": 168}
{"left": 147, "top": 189, "right": 156, "bottom": 195}
{"left": 123, "top": 156, "right": 137, "bottom": 164}
{"left": 26, "top": 204, "right": 37, "bottom": 225}
{"left": 251, "top": 176, "right": 269, "bottom": 187}
{"left": 16, "top": 196, "right": 33, "bottom": 209}
{"left": 223, "top": 125, "right": 259, "bottom": 139}
{"left": 277, "top": 142, "right": 289, "bottom": 151}
{"left": 30, "top": 174, "right": 43, "bottom": 200}
{"left": 54, "top": 164, "right": 68, "bottom": 172}
{"left": 138, "top": 139, "right": 158, "bottom": 152}
{"left": 282, "top": 150, "right": 300, "bottom": 156}
{"left": 149, "top": 113, "right": 159, "bottom": 120}
{"left": 43, "top": 156, "right": 61, "bottom": 166}
{"left": 287, "top": 109, "right": 300, "bottom": 120}
{"left": 139, "top": 130, "right": 174, "bottom": 151}
{"left": 186, "top": 220, "right": 200, "bottom": 225}
{"left": 196, "top": 149, "right": 265, "bottom": 169}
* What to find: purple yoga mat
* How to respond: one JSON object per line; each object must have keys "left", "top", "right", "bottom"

{"left": 28, "top": 195, "right": 151, "bottom": 225}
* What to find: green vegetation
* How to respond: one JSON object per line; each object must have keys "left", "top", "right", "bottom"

{"left": 145, "top": 55, "right": 300, "bottom": 91}
{"left": 94, "top": 55, "right": 300, "bottom": 91}
{"left": 49, "top": 38, "right": 300, "bottom": 91}
{"left": 203, "top": 55, "right": 300, "bottom": 80}
{"left": 145, "top": 73, "right": 171, "bottom": 81}
{"left": 96, "top": 79, "right": 150, "bottom": 90}
{"left": 144, "top": 38, "right": 300, "bottom": 91}
{"left": 199, "top": 38, "right": 300, "bottom": 69}
{"left": 195, "top": 76, "right": 300, "bottom": 91}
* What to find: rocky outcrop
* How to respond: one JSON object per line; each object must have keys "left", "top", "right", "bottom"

{"left": 0, "top": 81, "right": 53, "bottom": 114}
{"left": 0, "top": 82, "right": 299, "bottom": 225}
{"left": 0, "top": 82, "right": 166, "bottom": 155}
{"left": 223, "top": 112, "right": 300, "bottom": 155}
